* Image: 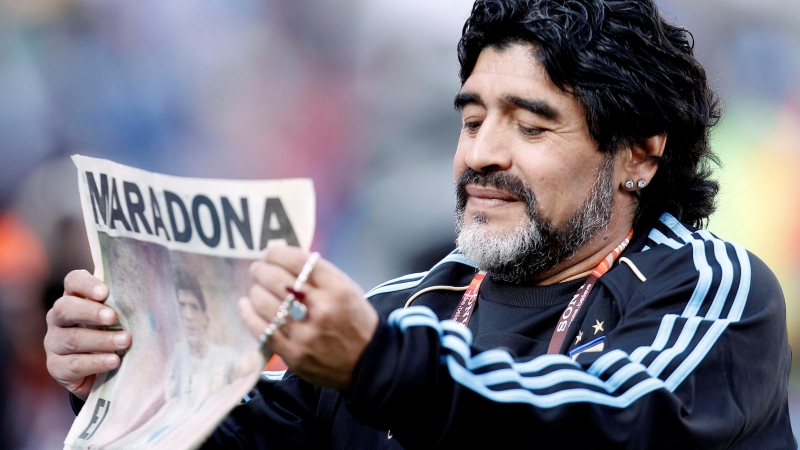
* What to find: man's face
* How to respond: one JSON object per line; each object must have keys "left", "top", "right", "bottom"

{"left": 178, "top": 289, "right": 208, "bottom": 346}
{"left": 453, "top": 43, "right": 615, "bottom": 282}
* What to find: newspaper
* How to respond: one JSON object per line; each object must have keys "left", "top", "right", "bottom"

{"left": 63, "top": 155, "right": 315, "bottom": 450}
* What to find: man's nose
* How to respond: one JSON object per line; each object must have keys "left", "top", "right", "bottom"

{"left": 464, "top": 119, "right": 513, "bottom": 173}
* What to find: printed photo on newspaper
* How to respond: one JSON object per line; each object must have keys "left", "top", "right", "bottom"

{"left": 63, "top": 155, "right": 316, "bottom": 450}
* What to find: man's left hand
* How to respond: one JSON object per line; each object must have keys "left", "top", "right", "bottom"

{"left": 240, "top": 245, "right": 379, "bottom": 390}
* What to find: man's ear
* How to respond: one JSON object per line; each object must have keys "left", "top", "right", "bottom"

{"left": 619, "top": 133, "right": 666, "bottom": 190}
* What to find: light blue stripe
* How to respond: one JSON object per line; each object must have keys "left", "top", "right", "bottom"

{"left": 470, "top": 349, "right": 576, "bottom": 373}
{"left": 441, "top": 320, "right": 474, "bottom": 344}
{"left": 647, "top": 229, "right": 684, "bottom": 249}
{"left": 366, "top": 252, "right": 478, "bottom": 299}
{"left": 464, "top": 346, "right": 577, "bottom": 373}
{"left": 507, "top": 354, "right": 580, "bottom": 373}
{"left": 471, "top": 366, "right": 608, "bottom": 392}
{"left": 441, "top": 318, "right": 579, "bottom": 373}
{"left": 695, "top": 229, "right": 715, "bottom": 241}
{"left": 366, "top": 279, "right": 428, "bottom": 298}
{"left": 388, "top": 305, "right": 430, "bottom": 323}
{"left": 365, "top": 271, "right": 428, "bottom": 296}
{"left": 681, "top": 240, "right": 713, "bottom": 318}
{"left": 587, "top": 350, "right": 628, "bottom": 377}
{"left": 454, "top": 344, "right": 514, "bottom": 368}
{"left": 665, "top": 320, "right": 729, "bottom": 390}
{"left": 705, "top": 240, "right": 734, "bottom": 320}
{"left": 646, "top": 316, "right": 703, "bottom": 377}
{"left": 442, "top": 333, "right": 581, "bottom": 375}
{"left": 660, "top": 213, "right": 694, "bottom": 243}
{"left": 727, "top": 242, "right": 751, "bottom": 321}
{"left": 404, "top": 308, "right": 582, "bottom": 375}
{"left": 395, "top": 314, "right": 441, "bottom": 331}
{"left": 442, "top": 335, "right": 471, "bottom": 360}
{"left": 605, "top": 362, "right": 648, "bottom": 392}
{"left": 436, "top": 252, "right": 479, "bottom": 270}
{"left": 374, "top": 271, "right": 428, "bottom": 288}
{"left": 390, "top": 306, "right": 443, "bottom": 330}
{"left": 630, "top": 315, "right": 679, "bottom": 363}
{"left": 446, "top": 355, "right": 665, "bottom": 408}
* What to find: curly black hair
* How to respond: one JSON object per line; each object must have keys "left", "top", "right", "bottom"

{"left": 458, "top": 0, "right": 721, "bottom": 227}
{"left": 174, "top": 267, "right": 207, "bottom": 312}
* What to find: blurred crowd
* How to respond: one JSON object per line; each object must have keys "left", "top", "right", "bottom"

{"left": 0, "top": 0, "right": 798, "bottom": 447}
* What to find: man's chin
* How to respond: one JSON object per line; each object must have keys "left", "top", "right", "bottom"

{"left": 463, "top": 222, "right": 515, "bottom": 237}
{"left": 463, "top": 211, "right": 527, "bottom": 234}
{"left": 456, "top": 217, "right": 539, "bottom": 282}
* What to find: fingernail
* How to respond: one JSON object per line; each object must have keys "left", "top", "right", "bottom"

{"left": 104, "top": 355, "right": 117, "bottom": 367}
{"left": 93, "top": 284, "right": 108, "bottom": 298}
{"left": 113, "top": 333, "right": 127, "bottom": 347}
{"left": 99, "top": 308, "right": 114, "bottom": 323}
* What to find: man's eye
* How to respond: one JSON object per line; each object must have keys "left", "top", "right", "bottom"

{"left": 519, "top": 125, "right": 543, "bottom": 136}
{"left": 463, "top": 121, "right": 482, "bottom": 131}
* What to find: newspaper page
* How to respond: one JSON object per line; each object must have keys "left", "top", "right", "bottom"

{"left": 64, "top": 155, "right": 315, "bottom": 450}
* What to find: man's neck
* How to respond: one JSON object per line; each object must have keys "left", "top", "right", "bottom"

{"left": 530, "top": 216, "right": 634, "bottom": 286}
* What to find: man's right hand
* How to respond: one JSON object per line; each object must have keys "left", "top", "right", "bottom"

{"left": 44, "top": 269, "right": 131, "bottom": 401}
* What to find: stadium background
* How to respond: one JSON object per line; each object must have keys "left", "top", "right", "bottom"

{"left": 0, "top": 0, "right": 797, "bottom": 447}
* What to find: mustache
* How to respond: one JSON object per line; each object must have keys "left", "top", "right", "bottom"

{"left": 456, "top": 168, "right": 535, "bottom": 211}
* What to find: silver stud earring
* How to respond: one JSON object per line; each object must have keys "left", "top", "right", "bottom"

{"left": 637, "top": 179, "right": 647, "bottom": 188}
{"left": 625, "top": 180, "right": 634, "bottom": 189}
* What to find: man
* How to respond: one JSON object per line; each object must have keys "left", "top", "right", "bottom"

{"left": 175, "top": 269, "right": 213, "bottom": 361}
{"left": 45, "top": 0, "right": 796, "bottom": 448}
{"left": 169, "top": 268, "right": 237, "bottom": 400}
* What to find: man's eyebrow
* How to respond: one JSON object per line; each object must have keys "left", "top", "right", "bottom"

{"left": 454, "top": 92, "right": 483, "bottom": 111}
{"left": 454, "top": 92, "right": 561, "bottom": 121}
{"left": 503, "top": 96, "right": 561, "bottom": 121}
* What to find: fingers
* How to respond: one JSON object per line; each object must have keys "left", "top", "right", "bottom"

{"left": 45, "top": 326, "right": 130, "bottom": 356}
{"left": 239, "top": 296, "right": 269, "bottom": 341}
{"left": 249, "top": 259, "right": 297, "bottom": 301}
{"left": 45, "top": 270, "right": 128, "bottom": 399}
{"left": 44, "top": 308, "right": 130, "bottom": 395}
{"left": 246, "top": 283, "right": 280, "bottom": 324}
{"left": 47, "top": 352, "right": 121, "bottom": 390}
{"left": 260, "top": 246, "right": 338, "bottom": 288}
{"left": 244, "top": 279, "right": 308, "bottom": 339}
{"left": 239, "top": 296, "right": 292, "bottom": 355}
{"left": 64, "top": 269, "right": 109, "bottom": 302}
{"left": 47, "top": 294, "right": 119, "bottom": 328}
{"left": 50, "top": 353, "right": 122, "bottom": 380}
{"left": 260, "top": 245, "right": 308, "bottom": 273}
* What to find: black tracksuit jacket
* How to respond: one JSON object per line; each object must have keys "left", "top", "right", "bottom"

{"left": 78, "top": 213, "right": 798, "bottom": 449}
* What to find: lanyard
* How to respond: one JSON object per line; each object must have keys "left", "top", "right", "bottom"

{"left": 450, "top": 272, "right": 486, "bottom": 326}
{"left": 545, "top": 229, "right": 633, "bottom": 354}
{"left": 450, "top": 229, "right": 634, "bottom": 354}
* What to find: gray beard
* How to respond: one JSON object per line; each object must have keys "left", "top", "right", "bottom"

{"left": 455, "top": 157, "right": 615, "bottom": 283}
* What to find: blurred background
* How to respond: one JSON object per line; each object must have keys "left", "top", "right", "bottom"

{"left": 0, "top": 0, "right": 797, "bottom": 447}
